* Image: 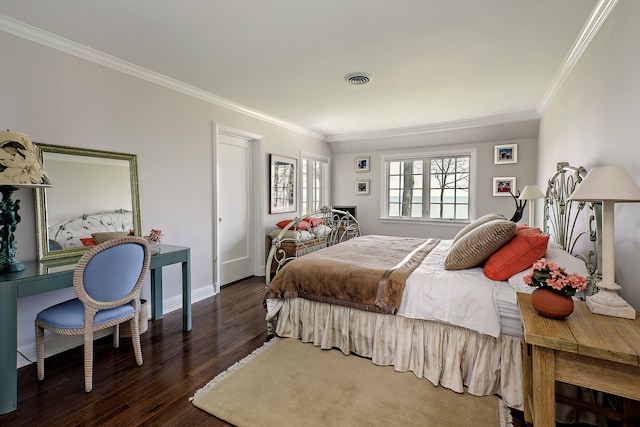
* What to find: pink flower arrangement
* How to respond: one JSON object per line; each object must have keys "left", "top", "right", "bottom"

{"left": 524, "top": 258, "right": 588, "bottom": 297}
{"left": 148, "top": 229, "right": 163, "bottom": 242}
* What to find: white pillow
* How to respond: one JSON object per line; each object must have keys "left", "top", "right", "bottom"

{"left": 508, "top": 247, "right": 589, "bottom": 288}
{"left": 311, "top": 224, "right": 332, "bottom": 236}
{"left": 267, "top": 228, "right": 315, "bottom": 241}
{"left": 547, "top": 240, "right": 563, "bottom": 250}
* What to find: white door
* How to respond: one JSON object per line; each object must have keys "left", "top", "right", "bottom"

{"left": 218, "top": 133, "right": 254, "bottom": 285}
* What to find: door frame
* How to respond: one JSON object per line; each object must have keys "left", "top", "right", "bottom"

{"left": 212, "top": 122, "right": 265, "bottom": 293}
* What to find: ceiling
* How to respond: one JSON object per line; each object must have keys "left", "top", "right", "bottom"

{"left": 0, "top": 1, "right": 602, "bottom": 141}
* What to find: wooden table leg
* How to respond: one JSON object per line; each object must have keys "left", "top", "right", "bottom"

{"left": 523, "top": 342, "right": 533, "bottom": 424}
{"left": 532, "top": 346, "right": 556, "bottom": 427}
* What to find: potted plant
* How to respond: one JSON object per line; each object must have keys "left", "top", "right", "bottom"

{"left": 524, "top": 258, "right": 588, "bottom": 319}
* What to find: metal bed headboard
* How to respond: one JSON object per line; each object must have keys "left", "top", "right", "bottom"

{"left": 543, "top": 162, "right": 602, "bottom": 295}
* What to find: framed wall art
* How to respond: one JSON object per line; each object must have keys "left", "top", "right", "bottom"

{"left": 492, "top": 176, "right": 516, "bottom": 196}
{"left": 355, "top": 156, "right": 370, "bottom": 173}
{"left": 270, "top": 154, "right": 297, "bottom": 213}
{"left": 355, "top": 179, "right": 370, "bottom": 195}
{"left": 494, "top": 143, "right": 518, "bottom": 164}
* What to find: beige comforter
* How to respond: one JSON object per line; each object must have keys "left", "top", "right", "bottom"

{"left": 265, "top": 235, "right": 441, "bottom": 314}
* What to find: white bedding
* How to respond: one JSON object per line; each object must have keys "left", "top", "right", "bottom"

{"left": 398, "top": 239, "right": 507, "bottom": 338}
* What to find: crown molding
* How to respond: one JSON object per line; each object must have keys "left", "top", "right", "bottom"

{"left": 325, "top": 111, "right": 540, "bottom": 143}
{"left": 0, "top": 14, "right": 324, "bottom": 140}
{"left": 1, "top": 1, "right": 615, "bottom": 145}
{"left": 537, "top": 0, "right": 618, "bottom": 114}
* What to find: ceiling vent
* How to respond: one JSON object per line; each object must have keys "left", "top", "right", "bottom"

{"left": 345, "top": 73, "right": 372, "bottom": 85}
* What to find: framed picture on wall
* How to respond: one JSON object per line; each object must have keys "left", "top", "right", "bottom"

{"left": 355, "top": 179, "right": 370, "bottom": 195}
{"left": 355, "top": 156, "right": 370, "bottom": 172}
{"left": 270, "top": 154, "right": 297, "bottom": 213}
{"left": 492, "top": 176, "right": 516, "bottom": 196}
{"left": 494, "top": 143, "right": 518, "bottom": 164}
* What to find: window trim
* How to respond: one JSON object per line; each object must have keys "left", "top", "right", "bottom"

{"left": 380, "top": 149, "right": 476, "bottom": 223}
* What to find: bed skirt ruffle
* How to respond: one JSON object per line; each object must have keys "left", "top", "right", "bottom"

{"left": 275, "top": 297, "right": 524, "bottom": 410}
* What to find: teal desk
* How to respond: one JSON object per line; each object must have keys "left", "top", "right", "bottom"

{"left": 0, "top": 244, "right": 191, "bottom": 414}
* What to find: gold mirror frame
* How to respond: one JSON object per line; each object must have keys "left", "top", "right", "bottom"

{"left": 34, "top": 143, "right": 142, "bottom": 261}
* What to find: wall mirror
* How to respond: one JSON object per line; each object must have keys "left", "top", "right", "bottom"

{"left": 34, "top": 143, "right": 141, "bottom": 261}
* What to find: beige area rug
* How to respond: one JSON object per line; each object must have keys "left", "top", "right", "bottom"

{"left": 191, "top": 338, "right": 512, "bottom": 427}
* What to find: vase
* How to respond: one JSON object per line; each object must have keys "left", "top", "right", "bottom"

{"left": 144, "top": 236, "right": 161, "bottom": 247}
{"left": 530, "top": 288, "right": 574, "bottom": 319}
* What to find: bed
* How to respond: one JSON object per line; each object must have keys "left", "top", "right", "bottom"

{"left": 48, "top": 208, "right": 134, "bottom": 250}
{"left": 266, "top": 208, "right": 361, "bottom": 277}
{"left": 264, "top": 163, "right": 600, "bottom": 416}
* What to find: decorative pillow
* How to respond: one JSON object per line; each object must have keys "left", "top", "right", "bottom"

{"left": 304, "top": 217, "right": 323, "bottom": 227}
{"left": 91, "top": 231, "right": 130, "bottom": 244}
{"left": 311, "top": 224, "right": 332, "bottom": 236}
{"left": 483, "top": 228, "right": 549, "bottom": 281}
{"left": 80, "top": 237, "right": 97, "bottom": 247}
{"left": 516, "top": 224, "right": 542, "bottom": 234}
{"left": 276, "top": 219, "right": 309, "bottom": 230}
{"left": 452, "top": 213, "right": 506, "bottom": 243}
{"left": 445, "top": 219, "right": 517, "bottom": 270}
{"left": 267, "top": 228, "right": 315, "bottom": 241}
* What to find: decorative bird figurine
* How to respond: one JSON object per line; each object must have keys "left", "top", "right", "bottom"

{"left": 509, "top": 190, "right": 527, "bottom": 222}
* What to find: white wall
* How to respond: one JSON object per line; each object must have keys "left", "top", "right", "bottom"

{"left": 0, "top": 31, "right": 331, "bottom": 363}
{"left": 539, "top": 0, "right": 640, "bottom": 310}
{"left": 332, "top": 137, "right": 538, "bottom": 239}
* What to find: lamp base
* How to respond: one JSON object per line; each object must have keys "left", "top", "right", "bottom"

{"left": 0, "top": 260, "right": 24, "bottom": 274}
{"left": 586, "top": 282, "right": 636, "bottom": 319}
{"left": 0, "top": 185, "right": 24, "bottom": 274}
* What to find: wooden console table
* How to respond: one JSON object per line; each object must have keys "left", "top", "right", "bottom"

{"left": 517, "top": 292, "right": 640, "bottom": 427}
{"left": 0, "top": 244, "right": 191, "bottom": 414}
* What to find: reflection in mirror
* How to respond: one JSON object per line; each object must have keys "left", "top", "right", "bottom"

{"left": 34, "top": 144, "right": 141, "bottom": 261}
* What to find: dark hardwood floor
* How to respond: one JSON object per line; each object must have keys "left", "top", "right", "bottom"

{"left": 0, "top": 276, "right": 268, "bottom": 427}
{"left": 4, "top": 274, "right": 627, "bottom": 427}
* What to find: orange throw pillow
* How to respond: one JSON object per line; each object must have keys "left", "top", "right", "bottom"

{"left": 80, "top": 237, "right": 97, "bottom": 246}
{"left": 276, "top": 219, "right": 309, "bottom": 230}
{"left": 516, "top": 224, "right": 542, "bottom": 234}
{"left": 483, "top": 228, "right": 548, "bottom": 281}
{"left": 303, "top": 217, "right": 323, "bottom": 227}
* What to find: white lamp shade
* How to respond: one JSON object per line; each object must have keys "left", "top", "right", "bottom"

{"left": 569, "top": 166, "right": 640, "bottom": 202}
{"left": 518, "top": 185, "right": 544, "bottom": 200}
{"left": 0, "top": 131, "right": 52, "bottom": 188}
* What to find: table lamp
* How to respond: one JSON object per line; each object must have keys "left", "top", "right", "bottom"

{"left": 0, "top": 131, "right": 52, "bottom": 273}
{"left": 568, "top": 166, "right": 640, "bottom": 319}
{"left": 518, "top": 185, "right": 545, "bottom": 227}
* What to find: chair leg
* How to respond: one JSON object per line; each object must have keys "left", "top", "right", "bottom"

{"left": 84, "top": 326, "right": 94, "bottom": 392}
{"left": 113, "top": 324, "right": 120, "bottom": 348}
{"left": 131, "top": 317, "right": 143, "bottom": 366}
{"left": 35, "top": 322, "right": 45, "bottom": 381}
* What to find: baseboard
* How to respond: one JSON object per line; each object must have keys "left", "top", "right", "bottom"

{"left": 17, "top": 284, "right": 218, "bottom": 368}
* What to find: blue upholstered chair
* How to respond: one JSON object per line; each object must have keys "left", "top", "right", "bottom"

{"left": 35, "top": 236, "right": 151, "bottom": 392}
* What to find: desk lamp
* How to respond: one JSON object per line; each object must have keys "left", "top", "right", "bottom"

{"left": 569, "top": 166, "right": 640, "bottom": 319}
{"left": 518, "top": 185, "right": 545, "bottom": 227}
{"left": 0, "top": 131, "right": 52, "bottom": 273}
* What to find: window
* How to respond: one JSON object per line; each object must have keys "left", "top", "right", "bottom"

{"left": 301, "top": 155, "right": 329, "bottom": 215}
{"left": 384, "top": 153, "right": 471, "bottom": 221}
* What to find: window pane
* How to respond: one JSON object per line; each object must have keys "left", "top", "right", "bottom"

{"left": 428, "top": 204, "right": 440, "bottom": 218}
{"left": 389, "top": 161, "right": 400, "bottom": 174}
{"left": 442, "top": 204, "right": 455, "bottom": 219}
